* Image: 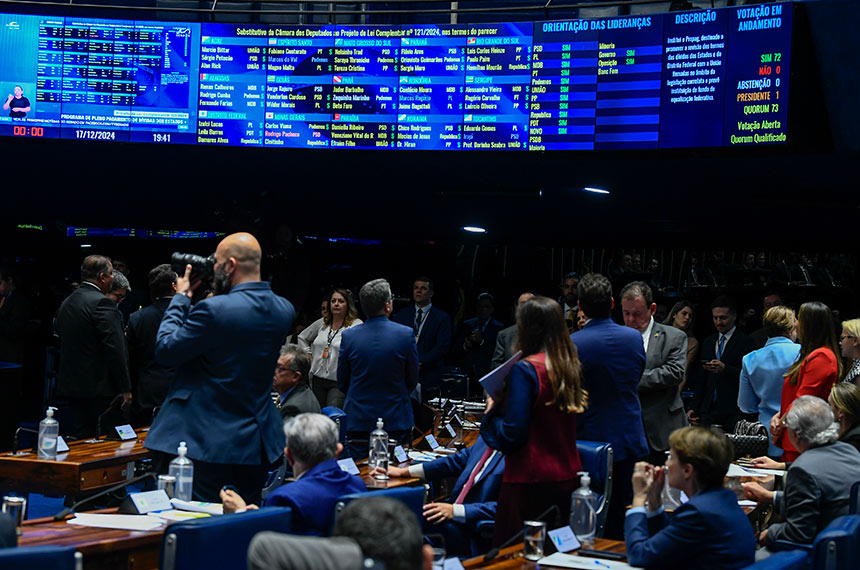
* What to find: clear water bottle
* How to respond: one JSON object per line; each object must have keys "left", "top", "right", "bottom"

{"left": 37, "top": 407, "right": 59, "bottom": 460}
{"left": 571, "top": 471, "right": 597, "bottom": 545}
{"left": 368, "top": 418, "right": 388, "bottom": 478}
{"left": 168, "top": 441, "right": 194, "bottom": 501}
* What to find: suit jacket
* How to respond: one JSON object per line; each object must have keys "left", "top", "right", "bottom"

{"left": 453, "top": 317, "right": 505, "bottom": 380}
{"left": 422, "top": 436, "right": 504, "bottom": 524}
{"left": 690, "top": 328, "right": 756, "bottom": 429}
{"left": 490, "top": 325, "right": 517, "bottom": 370}
{"left": 625, "top": 488, "right": 755, "bottom": 569}
{"left": 638, "top": 322, "right": 689, "bottom": 452}
{"left": 279, "top": 383, "right": 322, "bottom": 419}
{"left": 126, "top": 297, "right": 175, "bottom": 409}
{"left": 55, "top": 282, "right": 131, "bottom": 398}
{"left": 263, "top": 458, "right": 367, "bottom": 536}
{"left": 571, "top": 318, "right": 648, "bottom": 462}
{"left": 144, "top": 282, "right": 294, "bottom": 465}
{"left": 393, "top": 305, "right": 451, "bottom": 389}
{"left": 248, "top": 533, "right": 362, "bottom": 570}
{"left": 0, "top": 289, "right": 30, "bottom": 363}
{"left": 768, "top": 441, "right": 860, "bottom": 545}
{"left": 337, "top": 316, "right": 419, "bottom": 433}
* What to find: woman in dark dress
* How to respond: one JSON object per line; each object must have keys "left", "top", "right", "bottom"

{"left": 481, "top": 296, "right": 588, "bottom": 546}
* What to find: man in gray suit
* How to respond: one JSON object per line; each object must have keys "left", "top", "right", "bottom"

{"left": 490, "top": 292, "right": 534, "bottom": 369}
{"left": 274, "top": 344, "right": 321, "bottom": 419}
{"left": 742, "top": 396, "right": 860, "bottom": 549}
{"left": 620, "top": 281, "right": 688, "bottom": 466}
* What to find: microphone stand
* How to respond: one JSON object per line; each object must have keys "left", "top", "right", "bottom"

{"left": 52, "top": 472, "right": 156, "bottom": 521}
{"left": 8, "top": 426, "right": 40, "bottom": 455}
{"left": 86, "top": 394, "right": 124, "bottom": 443}
{"left": 482, "top": 504, "right": 559, "bottom": 562}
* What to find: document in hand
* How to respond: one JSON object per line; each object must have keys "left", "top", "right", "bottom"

{"left": 479, "top": 351, "right": 522, "bottom": 400}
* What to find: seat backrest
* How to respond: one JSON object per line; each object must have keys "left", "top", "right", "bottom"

{"left": 0, "top": 545, "right": 81, "bottom": 570}
{"left": 332, "top": 487, "right": 426, "bottom": 534}
{"left": 810, "top": 514, "right": 860, "bottom": 570}
{"left": 321, "top": 407, "right": 347, "bottom": 443}
{"left": 160, "top": 507, "right": 291, "bottom": 570}
{"left": 574, "top": 440, "right": 613, "bottom": 538}
{"left": 740, "top": 549, "right": 809, "bottom": 570}
{"left": 849, "top": 481, "right": 860, "bottom": 515}
{"left": 261, "top": 456, "right": 288, "bottom": 501}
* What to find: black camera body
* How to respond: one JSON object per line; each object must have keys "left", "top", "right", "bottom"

{"left": 171, "top": 252, "right": 215, "bottom": 282}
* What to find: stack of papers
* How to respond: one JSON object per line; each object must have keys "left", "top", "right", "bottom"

{"left": 170, "top": 499, "right": 224, "bottom": 515}
{"left": 148, "top": 509, "right": 211, "bottom": 522}
{"left": 727, "top": 464, "right": 785, "bottom": 478}
{"left": 68, "top": 513, "right": 164, "bottom": 531}
{"left": 538, "top": 552, "right": 633, "bottom": 569}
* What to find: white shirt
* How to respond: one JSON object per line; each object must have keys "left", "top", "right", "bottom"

{"left": 715, "top": 325, "right": 737, "bottom": 357}
{"left": 641, "top": 317, "right": 655, "bottom": 353}
{"left": 298, "top": 317, "right": 363, "bottom": 381}
{"left": 414, "top": 303, "right": 432, "bottom": 340}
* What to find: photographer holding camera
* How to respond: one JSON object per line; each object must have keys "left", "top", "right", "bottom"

{"left": 144, "top": 233, "right": 295, "bottom": 505}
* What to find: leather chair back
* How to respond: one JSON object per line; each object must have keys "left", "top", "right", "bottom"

{"left": 574, "top": 440, "right": 614, "bottom": 537}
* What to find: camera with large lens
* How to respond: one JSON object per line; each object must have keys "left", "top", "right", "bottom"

{"left": 171, "top": 252, "right": 215, "bottom": 282}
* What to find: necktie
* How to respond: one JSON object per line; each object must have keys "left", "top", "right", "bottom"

{"left": 415, "top": 308, "right": 423, "bottom": 333}
{"left": 454, "top": 447, "right": 493, "bottom": 504}
{"left": 716, "top": 335, "right": 726, "bottom": 360}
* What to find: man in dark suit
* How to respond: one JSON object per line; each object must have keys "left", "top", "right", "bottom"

{"left": 386, "top": 435, "right": 504, "bottom": 556}
{"left": 571, "top": 273, "right": 648, "bottom": 539}
{"left": 688, "top": 296, "right": 756, "bottom": 432}
{"left": 559, "top": 272, "right": 579, "bottom": 333}
{"left": 274, "top": 344, "right": 321, "bottom": 419}
{"left": 145, "top": 233, "right": 294, "bottom": 505}
{"left": 453, "top": 293, "right": 504, "bottom": 384}
{"left": 620, "top": 282, "right": 688, "bottom": 466}
{"left": 0, "top": 266, "right": 30, "bottom": 364}
{"left": 55, "top": 255, "right": 131, "bottom": 439}
{"left": 491, "top": 292, "right": 534, "bottom": 369}
{"left": 221, "top": 413, "right": 366, "bottom": 536}
{"left": 126, "top": 264, "right": 177, "bottom": 427}
{"left": 339, "top": 278, "right": 419, "bottom": 459}
{"left": 393, "top": 276, "right": 450, "bottom": 400}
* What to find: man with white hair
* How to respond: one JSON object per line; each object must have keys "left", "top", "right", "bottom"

{"left": 221, "top": 413, "right": 366, "bottom": 535}
{"left": 742, "top": 395, "right": 860, "bottom": 547}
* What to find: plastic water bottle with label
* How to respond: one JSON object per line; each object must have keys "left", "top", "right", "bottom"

{"left": 37, "top": 407, "right": 59, "bottom": 460}
{"left": 168, "top": 441, "right": 194, "bottom": 501}
{"left": 571, "top": 471, "right": 597, "bottom": 545}
{"left": 368, "top": 418, "right": 389, "bottom": 480}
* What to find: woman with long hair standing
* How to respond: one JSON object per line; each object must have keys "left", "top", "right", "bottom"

{"left": 481, "top": 296, "right": 588, "bottom": 545}
{"left": 298, "top": 288, "right": 362, "bottom": 408}
{"left": 663, "top": 300, "right": 698, "bottom": 392}
{"left": 770, "top": 301, "right": 842, "bottom": 462}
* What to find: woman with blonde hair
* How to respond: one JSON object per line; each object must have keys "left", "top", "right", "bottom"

{"left": 839, "top": 318, "right": 860, "bottom": 384}
{"left": 481, "top": 295, "right": 588, "bottom": 545}
{"left": 663, "top": 300, "right": 698, "bottom": 391}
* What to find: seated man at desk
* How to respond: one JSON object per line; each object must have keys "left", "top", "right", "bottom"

{"left": 384, "top": 435, "right": 504, "bottom": 556}
{"left": 221, "top": 413, "right": 365, "bottom": 535}
{"left": 742, "top": 395, "right": 860, "bottom": 550}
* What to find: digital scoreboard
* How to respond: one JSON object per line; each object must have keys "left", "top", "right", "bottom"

{"left": 0, "top": 3, "right": 792, "bottom": 150}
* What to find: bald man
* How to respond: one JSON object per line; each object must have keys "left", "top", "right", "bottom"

{"left": 490, "top": 292, "right": 534, "bottom": 369}
{"left": 145, "top": 233, "right": 295, "bottom": 505}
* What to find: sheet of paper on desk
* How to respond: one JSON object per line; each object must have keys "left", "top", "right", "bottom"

{"left": 479, "top": 350, "right": 522, "bottom": 400}
{"left": 148, "top": 509, "right": 211, "bottom": 522}
{"left": 171, "top": 498, "right": 224, "bottom": 515}
{"left": 727, "top": 464, "right": 785, "bottom": 478}
{"left": 738, "top": 499, "right": 758, "bottom": 507}
{"left": 539, "top": 552, "right": 633, "bottom": 569}
{"left": 68, "top": 513, "right": 164, "bottom": 531}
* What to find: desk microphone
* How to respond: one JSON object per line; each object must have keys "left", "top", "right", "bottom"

{"left": 90, "top": 394, "right": 124, "bottom": 442}
{"left": 10, "top": 426, "right": 40, "bottom": 455}
{"left": 52, "top": 472, "right": 157, "bottom": 521}
{"left": 482, "top": 504, "right": 559, "bottom": 562}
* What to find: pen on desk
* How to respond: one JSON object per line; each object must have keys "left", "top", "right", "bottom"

{"left": 592, "top": 560, "right": 611, "bottom": 569}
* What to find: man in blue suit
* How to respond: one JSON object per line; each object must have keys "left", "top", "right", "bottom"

{"left": 393, "top": 276, "right": 451, "bottom": 400}
{"left": 571, "top": 273, "right": 648, "bottom": 540}
{"left": 338, "top": 278, "right": 419, "bottom": 459}
{"left": 145, "top": 233, "right": 294, "bottom": 505}
{"left": 221, "top": 413, "right": 366, "bottom": 536}
{"left": 387, "top": 435, "right": 504, "bottom": 556}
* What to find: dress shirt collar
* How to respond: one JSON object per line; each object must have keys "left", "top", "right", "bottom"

{"left": 80, "top": 281, "right": 102, "bottom": 292}
{"left": 278, "top": 386, "right": 296, "bottom": 406}
{"left": 415, "top": 303, "right": 432, "bottom": 313}
{"left": 642, "top": 317, "right": 655, "bottom": 352}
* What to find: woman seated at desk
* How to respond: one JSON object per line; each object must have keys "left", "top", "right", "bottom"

{"left": 625, "top": 426, "right": 755, "bottom": 569}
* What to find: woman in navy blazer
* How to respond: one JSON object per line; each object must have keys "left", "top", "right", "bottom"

{"left": 624, "top": 427, "right": 755, "bottom": 569}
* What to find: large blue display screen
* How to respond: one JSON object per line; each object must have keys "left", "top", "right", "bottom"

{"left": 0, "top": 3, "right": 792, "bottom": 149}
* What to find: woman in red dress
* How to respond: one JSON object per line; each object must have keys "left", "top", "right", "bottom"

{"left": 770, "top": 301, "right": 843, "bottom": 462}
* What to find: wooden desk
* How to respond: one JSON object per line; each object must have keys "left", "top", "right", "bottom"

{"left": 19, "top": 509, "right": 162, "bottom": 570}
{"left": 359, "top": 460, "right": 424, "bottom": 490}
{"left": 463, "top": 540, "right": 626, "bottom": 569}
{"left": 0, "top": 430, "right": 151, "bottom": 496}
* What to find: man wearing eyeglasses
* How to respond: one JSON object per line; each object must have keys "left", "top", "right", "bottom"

{"left": 274, "top": 344, "right": 320, "bottom": 419}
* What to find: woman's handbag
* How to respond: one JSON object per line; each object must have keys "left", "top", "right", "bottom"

{"left": 727, "top": 420, "right": 769, "bottom": 459}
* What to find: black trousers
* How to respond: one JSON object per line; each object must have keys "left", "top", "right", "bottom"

{"left": 66, "top": 396, "right": 117, "bottom": 440}
{"left": 150, "top": 450, "right": 269, "bottom": 506}
{"left": 604, "top": 457, "right": 637, "bottom": 540}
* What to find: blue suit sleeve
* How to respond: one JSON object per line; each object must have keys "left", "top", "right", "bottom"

{"left": 405, "top": 333, "right": 420, "bottom": 392}
{"left": 337, "top": 334, "right": 352, "bottom": 394}
{"left": 422, "top": 312, "right": 451, "bottom": 367}
{"left": 463, "top": 501, "right": 497, "bottom": 524}
{"left": 155, "top": 295, "right": 217, "bottom": 367}
{"left": 422, "top": 446, "right": 472, "bottom": 481}
{"left": 480, "top": 362, "right": 537, "bottom": 454}
{"left": 624, "top": 505, "right": 707, "bottom": 568}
